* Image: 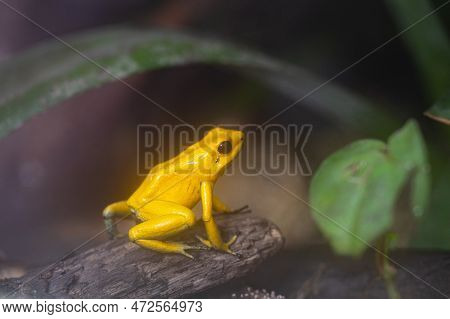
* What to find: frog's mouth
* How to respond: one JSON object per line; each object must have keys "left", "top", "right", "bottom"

{"left": 235, "top": 131, "right": 245, "bottom": 150}
{"left": 220, "top": 131, "right": 245, "bottom": 167}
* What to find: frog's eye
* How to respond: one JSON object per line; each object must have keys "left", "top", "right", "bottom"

{"left": 217, "top": 140, "right": 232, "bottom": 154}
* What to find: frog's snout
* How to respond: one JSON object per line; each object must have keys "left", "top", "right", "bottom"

{"left": 237, "top": 130, "right": 245, "bottom": 142}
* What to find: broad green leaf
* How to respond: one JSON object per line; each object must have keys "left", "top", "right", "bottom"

{"left": 310, "top": 120, "right": 430, "bottom": 256}
{"left": 387, "top": 120, "right": 430, "bottom": 216}
{"left": 385, "top": 0, "right": 450, "bottom": 100}
{"left": 425, "top": 89, "right": 450, "bottom": 125}
{"left": 310, "top": 140, "right": 404, "bottom": 256}
{"left": 0, "top": 27, "right": 394, "bottom": 139}
{"left": 386, "top": 0, "right": 450, "bottom": 125}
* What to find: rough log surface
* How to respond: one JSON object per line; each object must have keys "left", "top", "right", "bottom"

{"left": 199, "top": 248, "right": 450, "bottom": 298}
{"left": 0, "top": 214, "right": 283, "bottom": 298}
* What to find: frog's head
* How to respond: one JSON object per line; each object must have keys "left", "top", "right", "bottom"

{"left": 198, "top": 127, "right": 244, "bottom": 178}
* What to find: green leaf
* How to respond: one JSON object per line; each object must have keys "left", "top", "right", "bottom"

{"left": 425, "top": 89, "right": 450, "bottom": 125}
{"left": 310, "top": 140, "right": 404, "bottom": 256}
{"left": 0, "top": 27, "right": 394, "bottom": 139}
{"left": 387, "top": 120, "right": 430, "bottom": 216}
{"left": 385, "top": 0, "right": 450, "bottom": 100}
{"left": 310, "top": 120, "right": 430, "bottom": 256}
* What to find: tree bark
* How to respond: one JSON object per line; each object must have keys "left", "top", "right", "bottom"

{"left": 0, "top": 214, "right": 284, "bottom": 298}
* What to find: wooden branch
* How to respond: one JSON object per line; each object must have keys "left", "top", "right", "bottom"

{"left": 0, "top": 214, "right": 283, "bottom": 298}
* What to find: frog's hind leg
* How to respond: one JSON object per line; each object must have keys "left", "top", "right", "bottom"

{"left": 128, "top": 200, "right": 203, "bottom": 258}
{"left": 103, "top": 201, "right": 133, "bottom": 238}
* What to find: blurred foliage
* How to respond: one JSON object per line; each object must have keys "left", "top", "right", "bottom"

{"left": 412, "top": 164, "right": 450, "bottom": 250}
{"left": 376, "top": 232, "right": 400, "bottom": 298}
{"left": 306, "top": 0, "right": 450, "bottom": 257}
{"left": 386, "top": 0, "right": 450, "bottom": 123}
{"left": 309, "top": 120, "right": 430, "bottom": 256}
{"left": 386, "top": 0, "right": 450, "bottom": 100}
{"left": 384, "top": 0, "right": 450, "bottom": 252}
{"left": 0, "top": 27, "right": 394, "bottom": 139}
{"left": 425, "top": 89, "right": 450, "bottom": 124}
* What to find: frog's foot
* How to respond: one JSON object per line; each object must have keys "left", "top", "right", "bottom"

{"left": 135, "top": 240, "right": 207, "bottom": 259}
{"left": 104, "top": 218, "right": 120, "bottom": 239}
{"left": 173, "top": 242, "right": 210, "bottom": 259}
{"left": 104, "top": 218, "right": 128, "bottom": 239}
{"left": 228, "top": 205, "right": 251, "bottom": 215}
{"left": 195, "top": 234, "right": 239, "bottom": 257}
{"left": 195, "top": 235, "right": 212, "bottom": 248}
{"left": 103, "top": 200, "right": 133, "bottom": 239}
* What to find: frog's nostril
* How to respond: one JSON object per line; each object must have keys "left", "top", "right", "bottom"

{"left": 240, "top": 137, "right": 244, "bottom": 141}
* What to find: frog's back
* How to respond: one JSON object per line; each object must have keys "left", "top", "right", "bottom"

{"left": 127, "top": 159, "right": 202, "bottom": 210}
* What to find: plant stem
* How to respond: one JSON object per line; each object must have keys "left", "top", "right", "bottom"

{"left": 376, "top": 233, "right": 401, "bottom": 298}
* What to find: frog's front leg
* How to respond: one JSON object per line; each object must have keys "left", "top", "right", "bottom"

{"left": 128, "top": 200, "right": 205, "bottom": 259}
{"left": 103, "top": 201, "right": 134, "bottom": 238}
{"left": 197, "top": 181, "right": 238, "bottom": 255}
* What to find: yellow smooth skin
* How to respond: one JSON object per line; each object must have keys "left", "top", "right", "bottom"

{"left": 102, "top": 127, "right": 246, "bottom": 258}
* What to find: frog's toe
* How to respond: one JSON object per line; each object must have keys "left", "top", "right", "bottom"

{"left": 229, "top": 205, "right": 251, "bottom": 215}
{"left": 178, "top": 242, "right": 211, "bottom": 259}
{"left": 223, "top": 235, "right": 241, "bottom": 257}
{"left": 195, "top": 235, "right": 213, "bottom": 248}
{"left": 180, "top": 250, "right": 194, "bottom": 259}
{"left": 226, "top": 234, "right": 238, "bottom": 246}
{"left": 195, "top": 234, "right": 240, "bottom": 256}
